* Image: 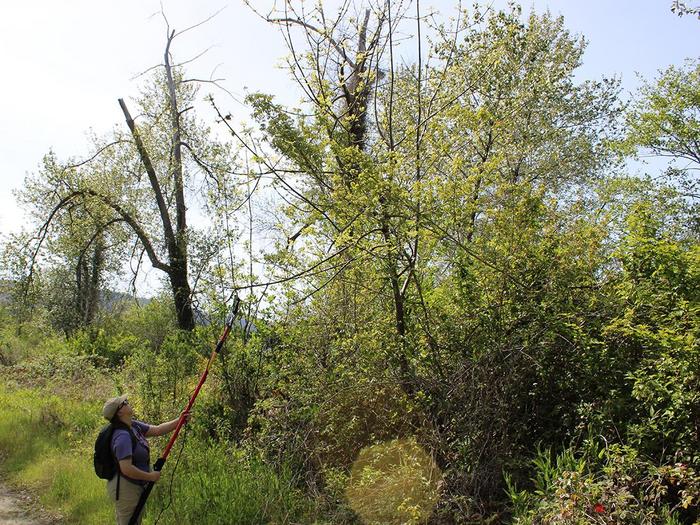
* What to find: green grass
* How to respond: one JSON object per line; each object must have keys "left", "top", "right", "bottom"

{"left": 146, "top": 439, "right": 313, "bottom": 524}
{"left": 19, "top": 454, "right": 114, "bottom": 523}
{"left": 0, "top": 382, "right": 317, "bottom": 524}
{"left": 0, "top": 383, "right": 113, "bottom": 524}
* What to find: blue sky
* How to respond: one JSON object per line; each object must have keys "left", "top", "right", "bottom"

{"left": 0, "top": 1, "right": 697, "bottom": 275}
{"left": 525, "top": 0, "right": 699, "bottom": 90}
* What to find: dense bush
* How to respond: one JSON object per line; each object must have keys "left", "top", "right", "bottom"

{"left": 507, "top": 443, "right": 700, "bottom": 524}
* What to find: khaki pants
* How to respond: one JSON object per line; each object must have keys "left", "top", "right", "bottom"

{"left": 107, "top": 475, "right": 145, "bottom": 525}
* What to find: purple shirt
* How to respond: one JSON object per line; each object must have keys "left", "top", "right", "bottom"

{"left": 111, "top": 420, "right": 151, "bottom": 484}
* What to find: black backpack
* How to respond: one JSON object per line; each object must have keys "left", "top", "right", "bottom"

{"left": 93, "top": 423, "right": 137, "bottom": 480}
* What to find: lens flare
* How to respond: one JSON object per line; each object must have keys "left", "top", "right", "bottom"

{"left": 345, "top": 437, "right": 442, "bottom": 525}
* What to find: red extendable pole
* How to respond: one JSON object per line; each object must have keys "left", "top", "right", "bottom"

{"left": 161, "top": 311, "right": 236, "bottom": 459}
{"left": 128, "top": 297, "right": 240, "bottom": 525}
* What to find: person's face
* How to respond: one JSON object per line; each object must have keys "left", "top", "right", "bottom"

{"left": 116, "top": 399, "right": 133, "bottom": 419}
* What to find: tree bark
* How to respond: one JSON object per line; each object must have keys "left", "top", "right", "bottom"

{"left": 169, "top": 252, "right": 195, "bottom": 330}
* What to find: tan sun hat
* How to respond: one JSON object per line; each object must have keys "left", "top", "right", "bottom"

{"left": 102, "top": 394, "right": 128, "bottom": 420}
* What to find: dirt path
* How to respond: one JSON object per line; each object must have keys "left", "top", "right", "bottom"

{"left": 0, "top": 484, "right": 61, "bottom": 525}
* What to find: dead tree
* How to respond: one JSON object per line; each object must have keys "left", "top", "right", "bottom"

{"left": 117, "top": 34, "right": 195, "bottom": 330}
{"left": 26, "top": 22, "right": 230, "bottom": 331}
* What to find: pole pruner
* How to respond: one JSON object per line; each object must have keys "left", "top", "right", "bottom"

{"left": 128, "top": 296, "right": 241, "bottom": 525}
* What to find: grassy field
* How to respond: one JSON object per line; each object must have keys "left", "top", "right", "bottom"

{"left": 0, "top": 383, "right": 114, "bottom": 523}
{"left": 0, "top": 378, "right": 315, "bottom": 524}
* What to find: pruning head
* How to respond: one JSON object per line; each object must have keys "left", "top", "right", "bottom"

{"left": 226, "top": 295, "right": 241, "bottom": 328}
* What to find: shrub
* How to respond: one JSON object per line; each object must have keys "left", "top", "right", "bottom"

{"left": 123, "top": 329, "right": 204, "bottom": 423}
{"left": 507, "top": 443, "right": 700, "bottom": 524}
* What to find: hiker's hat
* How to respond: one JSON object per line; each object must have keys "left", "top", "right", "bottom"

{"left": 102, "top": 394, "right": 128, "bottom": 420}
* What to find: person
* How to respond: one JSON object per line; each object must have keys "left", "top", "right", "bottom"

{"left": 101, "top": 394, "right": 190, "bottom": 525}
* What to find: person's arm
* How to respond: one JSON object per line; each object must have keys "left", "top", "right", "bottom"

{"left": 144, "top": 411, "right": 191, "bottom": 438}
{"left": 119, "top": 459, "right": 161, "bottom": 483}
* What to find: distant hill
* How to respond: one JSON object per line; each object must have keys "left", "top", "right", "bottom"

{"left": 0, "top": 280, "right": 256, "bottom": 331}
{"left": 99, "top": 288, "right": 151, "bottom": 311}
{"left": 0, "top": 279, "right": 151, "bottom": 312}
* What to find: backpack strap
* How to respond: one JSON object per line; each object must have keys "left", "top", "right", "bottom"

{"left": 116, "top": 466, "right": 121, "bottom": 501}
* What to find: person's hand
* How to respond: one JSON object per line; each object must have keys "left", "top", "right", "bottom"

{"left": 149, "top": 471, "right": 161, "bottom": 483}
{"left": 181, "top": 410, "right": 192, "bottom": 425}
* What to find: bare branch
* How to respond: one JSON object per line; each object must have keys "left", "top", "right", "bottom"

{"left": 62, "top": 140, "right": 131, "bottom": 170}
{"left": 130, "top": 63, "right": 164, "bottom": 82}
{"left": 174, "top": 45, "right": 216, "bottom": 68}
{"left": 175, "top": 5, "right": 227, "bottom": 39}
{"left": 163, "top": 29, "right": 187, "bottom": 239}
{"left": 267, "top": 16, "right": 357, "bottom": 70}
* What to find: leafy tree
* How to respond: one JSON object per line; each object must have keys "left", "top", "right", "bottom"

{"left": 229, "top": 2, "right": 627, "bottom": 514}
{"left": 20, "top": 31, "right": 238, "bottom": 331}
{"left": 625, "top": 59, "right": 700, "bottom": 206}
{"left": 604, "top": 185, "right": 699, "bottom": 463}
{"left": 14, "top": 178, "right": 127, "bottom": 334}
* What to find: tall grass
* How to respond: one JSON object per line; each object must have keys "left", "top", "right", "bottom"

{"left": 146, "top": 437, "right": 313, "bottom": 524}
{"left": 0, "top": 384, "right": 316, "bottom": 524}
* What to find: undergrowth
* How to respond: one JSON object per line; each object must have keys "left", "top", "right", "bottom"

{"left": 0, "top": 380, "right": 317, "bottom": 524}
